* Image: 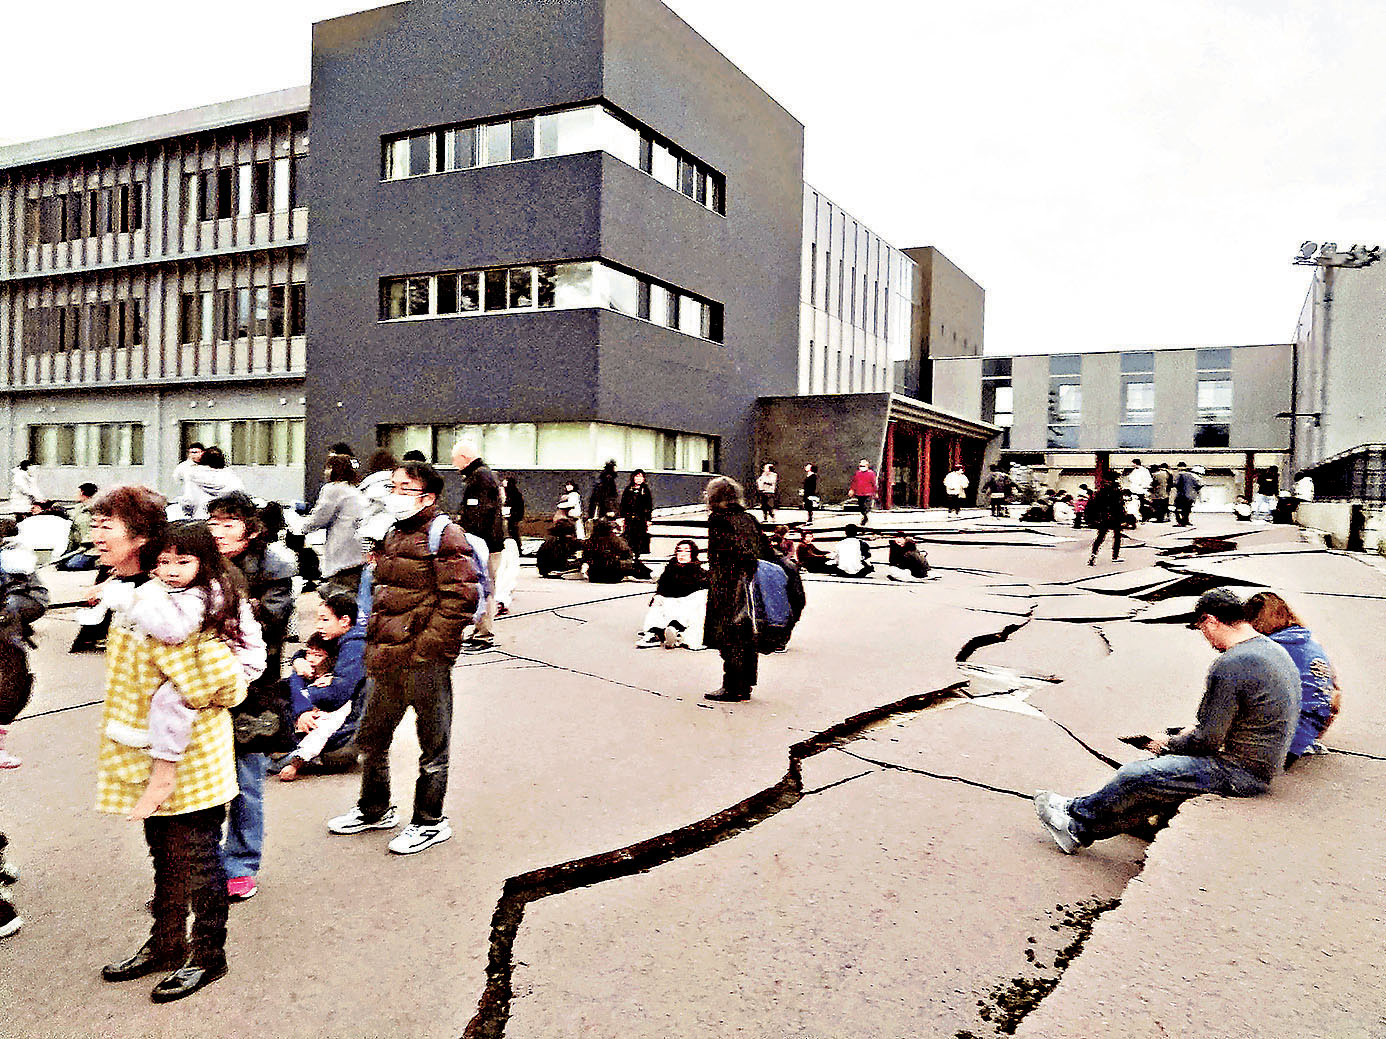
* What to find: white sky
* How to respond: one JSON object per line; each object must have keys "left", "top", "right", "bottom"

{"left": 1, "top": 0, "right": 1377, "bottom": 356}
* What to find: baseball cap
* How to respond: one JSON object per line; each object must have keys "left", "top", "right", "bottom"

{"left": 1187, "top": 588, "right": 1245, "bottom": 628}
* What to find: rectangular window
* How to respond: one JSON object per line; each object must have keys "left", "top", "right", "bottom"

{"left": 384, "top": 138, "right": 409, "bottom": 179}
{"left": 129, "top": 298, "right": 145, "bottom": 346}
{"left": 180, "top": 293, "right": 200, "bottom": 344}
{"left": 235, "top": 288, "right": 252, "bottom": 338}
{"left": 649, "top": 283, "right": 674, "bottom": 328}
{"left": 290, "top": 154, "right": 308, "bottom": 208}
{"left": 458, "top": 271, "right": 481, "bottom": 312}
{"left": 216, "top": 168, "right": 233, "bottom": 219}
{"left": 511, "top": 117, "right": 535, "bottom": 161}
{"left": 1124, "top": 380, "right": 1154, "bottom": 421}
{"left": 1197, "top": 379, "right": 1232, "bottom": 421}
{"left": 483, "top": 269, "right": 508, "bottom": 311}
{"left": 508, "top": 267, "right": 534, "bottom": 309}
{"left": 409, "top": 133, "right": 434, "bottom": 177}
{"left": 436, "top": 273, "right": 459, "bottom": 314}
{"left": 237, "top": 164, "right": 253, "bottom": 218}
{"left": 652, "top": 143, "right": 678, "bottom": 188}
{"left": 216, "top": 289, "right": 233, "bottom": 341}
{"left": 273, "top": 157, "right": 291, "bottom": 211}
{"left": 809, "top": 243, "right": 817, "bottom": 306}
{"left": 127, "top": 183, "right": 143, "bottom": 231}
{"left": 252, "top": 161, "right": 271, "bottom": 214}
{"left": 289, "top": 283, "right": 306, "bottom": 336}
{"left": 679, "top": 157, "right": 696, "bottom": 197}
{"left": 480, "top": 122, "right": 511, "bottom": 165}
{"left": 252, "top": 287, "right": 270, "bottom": 338}
{"left": 1055, "top": 383, "right": 1082, "bottom": 421}
{"left": 447, "top": 127, "right": 476, "bottom": 170}
{"left": 601, "top": 267, "right": 639, "bottom": 317}
{"left": 677, "top": 295, "right": 704, "bottom": 337}
{"left": 269, "top": 285, "right": 286, "bottom": 338}
{"left": 198, "top": 171, "right": 216, "bottom": 221}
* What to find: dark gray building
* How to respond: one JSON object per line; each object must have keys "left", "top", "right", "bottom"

{"left": 305, "top": 0, "right": 804, "bottom": 505}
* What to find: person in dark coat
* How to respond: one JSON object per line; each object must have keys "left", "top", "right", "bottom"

{"left": 582, "top": 518, "right": 651, "bottom": 583}
{"left": 795, "top": 530, "right": 832, "bottom": 574}
{"left": 619, "top": 470, "right": 654, "bottom": 558}
{"left": 537, "top": 518, "right": 582, "bottom": 577}
{"left": 589, "top": 460, "right": 620, "bottom": 520}
{"left": 703, "top": 477, "right": 772, "bottom": 703}
{"left": 801, "top": 464, "right": 819, "bottom": 525}
{"left": 450, "top": 439, "right": 505, "bottom": 652}
{"left": 501, "top": 475, "right": 525, "bottom": 544}
{"left": 1086, "top": 478, "right": 1126, "bottom": 565}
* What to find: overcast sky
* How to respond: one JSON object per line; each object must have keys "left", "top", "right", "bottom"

{"left": 2, "top": 0, "right": 1376, "bottom": 356}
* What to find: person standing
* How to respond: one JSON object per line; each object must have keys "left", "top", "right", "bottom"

{"left": 171, "top": 443, "right": 204, "bottom": 518}
{"left": 1173, "top": 462, "right": 1201, "bottom": 526}
{"left": 943, "top": 465, "right": 969, "bottom": 517}
{"left": 10, "top": 460, "right": 39, "bottom": 520}
{"left": 703, "top": 477, "right": 768, "bottom": 703}
{"left": 619, "top": 469, "right": 654, "bottom": 558}
{"left": 589, "top": 459, "right": 619, "bottom": 520}
{"left": 327, "top": 461, "right": 480, "bottom": 854}
{"left": 1127, "top": 459, "right": 1152, "bottom": 521}
{"left": 1149, "top": 464, "right": 1171, "bottom": 522}
{"left": 206, "top": 492, "right": 296, "bottom": 902}
{"left": 755, "top": 464, "right": 778, "bottom": 523}
{"left": 1086, "top": 477, "right": 1126, "bottom": 565}
{"left": 91, "top": 486, "right": 245, "bottom": 1001}
{"left": 982, "top": 466, "right": 1010, "bottom": 518}
{"left": 801, "top": 464, "right": 819, "bottom": 525}
{"left": 501, "top": 475, "right": 525, "bottom": 545}
{"left": 302, "top": 454, "right": 367, "bottom": 598}
{"left": 848, "top": 459, "right": 878, "bottom": 525}
{"left": 450, "top": 439, "right": 504, "bottom": 653}
{"left": 182, "top": 447, "right": 244, "bottom": 520}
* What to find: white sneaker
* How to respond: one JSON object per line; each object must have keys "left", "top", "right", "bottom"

{"left": 1033, "top": 790, "right": 1080, "bottom": 854}
{"left": 0, "top": 750, "right": 20, "bottom": 770}
{"left": 635, "top": 632, "right": 661, "bottom": 649}
{"left": 388, "top": 818, "right": 453, "bottom": 855}
{"left": 327, "top": 805, "right": 399, "bottom": 835}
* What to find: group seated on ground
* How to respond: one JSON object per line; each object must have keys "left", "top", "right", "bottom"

{"left": 581, "top": 516, "right": 652, "bottom": 583}
{"left": 271, "top": 592, "right": 366, "bottom": 781}
{"left": 884, "top": 534, "right": 930, "bottom": 580}
{"left": 636, "top": 539, "right": 709, "bottom": 649}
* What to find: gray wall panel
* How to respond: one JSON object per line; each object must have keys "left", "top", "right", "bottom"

{"left": 1010, "top": 354, "right": 1049, "bottom": 451}
{"left": 1079, "top": 352, "right": 1119, "bottom": 450}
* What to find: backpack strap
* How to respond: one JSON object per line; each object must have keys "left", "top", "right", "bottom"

{"left": 427, "top": 513, "right": 451, "bottom": 555}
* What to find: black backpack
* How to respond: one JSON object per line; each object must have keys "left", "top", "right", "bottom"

{"left": 0, "top": 620, "right": 34, "bottom": 726}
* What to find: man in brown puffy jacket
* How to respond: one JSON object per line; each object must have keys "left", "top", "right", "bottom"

{"left": 327, "top": 461, "right": 479, "bottom": 855}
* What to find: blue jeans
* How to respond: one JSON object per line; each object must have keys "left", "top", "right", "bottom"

{"left": 1068, "top": 754, "right": 1267, "bottom": 844}
{"left": 221, "top": 752, "right": 267, "bottom": 879}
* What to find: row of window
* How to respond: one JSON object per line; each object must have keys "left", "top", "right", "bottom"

{"left": 24, "top": 299, "right": 146, "bottom": 353}
{"left": 179, "top": 420, "right": 305, "bottom": 467}
{"left": 807, "top": 243, "right": 891, "bottom": 340}
{"left": 381, "top": 261, "right": 724, "bottom": 342}
{"left": 26, "top": 184, "right": 145, "bottom": 245}
{"left": 28, "top": 423, "right": 146, "bottom": 467}
{"left": 379, "top": 421, "right": 716, "bottom": 474}
{"left": 179, "top": 283, "right": 306, "bottom": 345}
{"left": 382, "top": 103, "right": 725, "bottom": 215}
{"left": 184, "top": 157, "right": 306, "bottom": 223}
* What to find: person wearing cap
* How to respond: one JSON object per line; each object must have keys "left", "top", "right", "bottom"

{"left": 1034, "top": 588, "right": 1300, "bottom": 853}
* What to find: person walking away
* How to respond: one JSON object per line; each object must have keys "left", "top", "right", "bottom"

{"left": 206, "top": 492, "right": 296, "bottom": 902}
{"left": 303, "top": 454, "right": 367, "bottom": 598}
{"left": 1034, "top": 588, "right": 1299, "bottom": 853}
{"left": 327, "top": 461, "right": 480, "bottom": 854}
{"left": 1244, "top": 592, "right": 1339, "bottom": 766}
{"left": 849, "top": 459, "right": 878, "bottom": 524}
{"left": 450, "top": 439, "right": 505, "bottom": 653}
{"left": 943, "top": 465, "right": 969, "bottom": 517}
{"left": 1173, "top": 462, "right": 1201, "bottom": 526}
{"left": 10, "top": 460, "right": 39, "bottom": 520}
{"left": 1086, "top": 477, "right": 1126, "bottom": 565}
{"left": 182, "top": 447, "right": 244, "bottom": 520}
{"left": 981, "top": 466, "right": 1009, "bottom": 518}
{"left": 703, "top": 477, "right": 769, "bottom": 702}
{"left": 619, "top": 470, "right": 654, "bottom": 558}
{"left": 91, "top": 486, "right": 246, "bottom": 1002}
{"left": 802, "top": 464, "right": 819, "bottom": 525}
{"left": 589, "top": 459, "right": 619, "bottom": 521}
{"left": 1148, "top": 464, "right": 1171, "bottom": 522}
{"left": 755, "top": 464, "right": 778, "bottom": 523}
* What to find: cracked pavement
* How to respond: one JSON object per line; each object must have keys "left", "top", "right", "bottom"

{"left": 2, "top": 512, "right": 1382, "bottom": 1038}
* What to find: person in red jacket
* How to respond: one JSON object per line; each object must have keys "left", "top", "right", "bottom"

{"left": 848, "top": 459, "right": 878, "bottom": 525}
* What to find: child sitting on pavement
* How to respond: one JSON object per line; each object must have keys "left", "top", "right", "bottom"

{"left": 276, "top": 593, "right": 366, "bottom": 781}
{"left": 276, "top": 635, "right": 340, "bottom": 782}
{"left": 100, "top": 521, "right": 266, "bottom": 821}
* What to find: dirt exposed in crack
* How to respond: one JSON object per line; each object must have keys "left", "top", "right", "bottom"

{"left": 958, "top": 896, "right": 1123, "bottom": 1037}
{"left": 461, "top": 681, "right": 970, "bottom": 1039}
{"left": 956, "top": 609, "right": 1035, "bottom": 662}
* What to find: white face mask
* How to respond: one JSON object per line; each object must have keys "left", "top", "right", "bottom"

{"left": 384, "top": 493, "right": 426, "bottom": 521}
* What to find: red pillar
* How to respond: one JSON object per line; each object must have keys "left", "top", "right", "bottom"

{"left": 921, "top": 428, "right": 933, "bottom": 508}
{"left": 1244, "top": 452, "right": 1256, "bottom": 500}
{"left": 883, "top": 421, "right": 896, "bottom": 510}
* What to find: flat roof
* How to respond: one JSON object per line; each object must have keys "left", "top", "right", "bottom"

{"left": 939, "top": 343, "right": 1295, "bottom": 361}
{"left": 0, "top": 86, "right": 310, "bottom": 171}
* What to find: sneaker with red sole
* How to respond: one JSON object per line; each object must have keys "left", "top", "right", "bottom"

{"left": 226, "top": 877, "right": 258, "bottom": 902}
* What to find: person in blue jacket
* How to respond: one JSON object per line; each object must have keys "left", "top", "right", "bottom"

{"left": 1245, "top": 591, "right": 1339, "bottom": 767}
{"left": 274, "top": 593, "right": 367, "bottom": 780}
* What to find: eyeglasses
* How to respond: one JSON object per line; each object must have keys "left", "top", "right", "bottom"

{"left": 391, "top": 485, "right": 429, "bottom": 497}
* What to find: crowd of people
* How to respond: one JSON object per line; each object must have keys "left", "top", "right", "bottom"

{"left": 0, "top": 440, "right": 1350, "bottom": 1009}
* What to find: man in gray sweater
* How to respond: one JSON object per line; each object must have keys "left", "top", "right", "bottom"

{"left": 1035, "top": 588, "right": 1301, "bottom": 853}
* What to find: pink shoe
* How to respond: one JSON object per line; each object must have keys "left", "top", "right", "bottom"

{"left": 226, "top": 876, "right": 258, "bottom": 901}
{"left": 0, "top": 751, "right": 20, "bottom": 770}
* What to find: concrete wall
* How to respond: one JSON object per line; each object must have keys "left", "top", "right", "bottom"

{"left": 1152, "top": 349, "right": 1195, "bottom": 448}
{"left": 1009, "top": 354, "right": 1050, "bottom": 451}
{"left": 1078, "top": 352, "right": 1119, "bottom": 450}
{"left": 754, "top": 394, "right": 887, "bottom": 502}
{"left": 930, "top": 356, "right": 982, "bottom": 422}
{"left": 1296, "top": 500, "right": 1386, "bottom": 553}
{"left": 1320, "top": 264, "right": 1386, "bottom": 461}
{"left": 1230, "top": 343, "right": 1292, "bottom": 449}
{"left": 910, "top": 246, "right": 983, "bottom": 361}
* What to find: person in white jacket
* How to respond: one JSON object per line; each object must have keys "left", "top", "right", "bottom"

{"left": 943, "top": 466, "right": 969, "bottom": 517}
{"left": 10, "top": 461, "right": 39, "bottom": 519}
{"left": 180, "top": 447, "right": 244, "bottom": 519}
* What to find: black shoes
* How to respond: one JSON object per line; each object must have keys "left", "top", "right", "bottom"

{"left": 150, "top": 959, "right": 229, "bottom": 1003}
{"left": 704, "top": 688, "right": 750, "bottom": 702}
{"left": 102, "top": 941, "right": 185, "bottom": 982}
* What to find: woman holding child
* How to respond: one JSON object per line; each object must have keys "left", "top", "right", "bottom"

{"left": 91, "top": 486, "right": 248, "bottom": 1003}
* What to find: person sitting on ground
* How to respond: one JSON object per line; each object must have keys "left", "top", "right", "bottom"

{"left": 536, "top": 517, "right": 583, "bottom": 578}
{"left": 1020, "top": 491, "right": 1056, "bottom": 523}
{"left": 1051, "top": 492, "right": 1076, "bottom": 527}
{"left": 884, "top": 534, "right": 929, "bottom": 580}
{"left": 1034, "top": 588, "right": 1300, "bottom": 854}
{"left": 276, "top": 593, "right": 366, "bottom": 781}
{"left": 1233, "top": 496, "right": 1253, "bottom": 521}
{"left": 555, "top": 481, "right": 585, "bottom": 540}
{"left": 830, "top": 524, "right": 874, "bottom": 578}
{"left": 1244, "top": 591, "right": 1339, "bottom": 767}
{"left": 58, "top": 482, "right": 100, "bottom": 571}
{"left": 637, "top": 539, "right": 709, "bottom": 649}
{"left": 582, "top": 517, "right": 651, "bottom": 583}
{"left": 795, "top": 530, "right": 832, "bottom": 574}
